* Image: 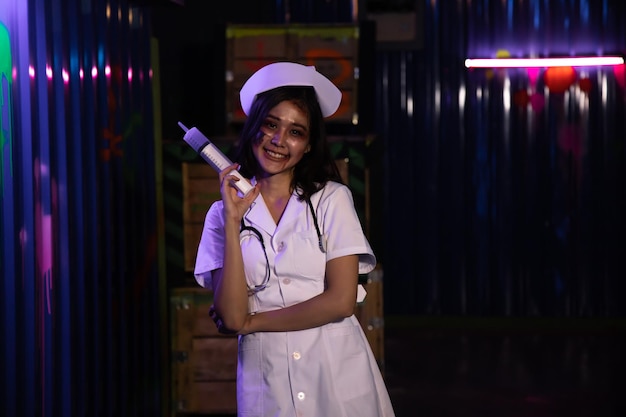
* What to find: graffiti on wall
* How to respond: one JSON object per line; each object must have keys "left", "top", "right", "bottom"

{"left": 0, "top": 22, "right": 13, "bottom": 196}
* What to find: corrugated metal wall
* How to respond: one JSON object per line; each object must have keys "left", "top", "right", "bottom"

{"left": 376, "top": 0, "right": 626, "bottom": 316}
{"left": 0, "top": 1, "right": 162, "bottom": 416}
{"left": 265, "top": 0, "right": 626, "bottom": 317}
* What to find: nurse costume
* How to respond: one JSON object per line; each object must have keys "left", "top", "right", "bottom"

{"left": 194, "top": 181, "right": 395, "bottom": 417}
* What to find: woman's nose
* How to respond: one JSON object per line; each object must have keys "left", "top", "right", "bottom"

{"left": 270, "top": 131, "right": 285, "bottom": 146}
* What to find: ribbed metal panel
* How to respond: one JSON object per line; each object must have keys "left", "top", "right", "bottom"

{"left": 0, "top": 0, "right": 161, "bottom": 416}
{"left": 377, "top": 0, "right": 626, "bottom": 316}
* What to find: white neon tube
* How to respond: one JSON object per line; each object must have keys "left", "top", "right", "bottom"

{"left": 464, "top": 56, "right": 624, "bottom": 68}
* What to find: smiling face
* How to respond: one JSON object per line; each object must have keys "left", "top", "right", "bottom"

{"left": 252, "top": 100, "right": 311, "bottom": 179}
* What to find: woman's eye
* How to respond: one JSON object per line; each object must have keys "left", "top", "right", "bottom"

{"left": 263, "top": 121, "right": 276, "bottom": 130}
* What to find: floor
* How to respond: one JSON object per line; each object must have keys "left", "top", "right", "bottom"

{"left": 382, "top": 316, "right": 625, "bottom": 417}
{"left": 182, "top": 315, "right": 625, "bottom": 417}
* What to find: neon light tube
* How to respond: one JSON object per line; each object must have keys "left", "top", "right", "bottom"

{"left": 465, "top": 56, "right": 624, "bottom": 68}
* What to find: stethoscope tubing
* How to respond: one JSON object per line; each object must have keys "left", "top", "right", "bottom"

{"left": 240, "top": 197, "right": 325, "bottom": 294}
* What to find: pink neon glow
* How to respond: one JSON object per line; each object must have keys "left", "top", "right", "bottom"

{"left": 62, "top": 69, "right": 69, "bottom": 83}
{"left": 127, "top": 68, "right": 133, "bottom": 82}
{"left": 46, "top": 66, "right": 53, "bottom": 79}
{"left": 527, "top": 67, "right": 540, "bottom": 86}
{"left": 79, "top": 68, "right": 84, "bottom": 79}
{"left": 33, "top": 158, "right": 57, "bottom": 317}
{"left": 614, "top": 64, "right": 626, "bottom": 88}
{"left": 29, "top": 66, "right": 35, "bottom": 78}
{"left": 465, "top": 56, "right": 624, "bottom": 68}
{"left": 91, "top": 66, "right": 98, "bottom": 78}
{"left": 105, "top": 65, "right": 111, "bottom": 77}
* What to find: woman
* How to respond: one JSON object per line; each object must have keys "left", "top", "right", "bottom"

{"left": 194, "top": 62, "right": 395, "bottom": 417}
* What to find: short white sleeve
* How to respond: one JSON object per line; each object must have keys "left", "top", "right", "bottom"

{"left": 313, "top": 182, "right": 376, "bottom": 274}
{"left": 193, "top": 201, "right": 226, "bottom": 289}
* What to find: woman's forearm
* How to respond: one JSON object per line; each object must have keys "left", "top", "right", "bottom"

{"left": 212, "top": 220, "right": 250, "bottom": 331}
{"left": 242, "top": 256, "right": 360, "bottom": 334}
{"left": 244, "top": 290, "right": 355, "bottom": 334}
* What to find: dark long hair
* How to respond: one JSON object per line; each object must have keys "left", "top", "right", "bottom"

{"left": 234, "top": 86, "right": 343, "bottom": 201}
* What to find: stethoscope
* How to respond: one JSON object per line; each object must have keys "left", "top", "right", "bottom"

{"left": 240, "top": 198, "right": 326, "bottom": 294}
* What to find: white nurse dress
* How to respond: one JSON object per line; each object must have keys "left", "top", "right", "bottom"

{"left": 195, "top": 181, "right": 395, "bottom": 417}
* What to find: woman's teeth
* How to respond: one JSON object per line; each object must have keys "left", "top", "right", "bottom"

{"left": 266, "top": 149, "right": 286, "bottom": 159}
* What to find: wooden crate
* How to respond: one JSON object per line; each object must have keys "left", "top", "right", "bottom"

{"left": 226, "top": 24, "right": 359, "bottom": 124}
{"left": 170, "top": 287, "right": 238, "bottom": 415}
{"left": 329, "top": 137, "right": 371, "bottom": 238}
{"left": 182, "top": 163, "right": 221, "bottom": 272}
{"left": 355, "top": 264, "right": 385, "bottom": 372}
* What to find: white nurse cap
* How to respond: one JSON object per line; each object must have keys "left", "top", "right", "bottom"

{"left": 239, "top": 62, "right": 342, "bottom": 118}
